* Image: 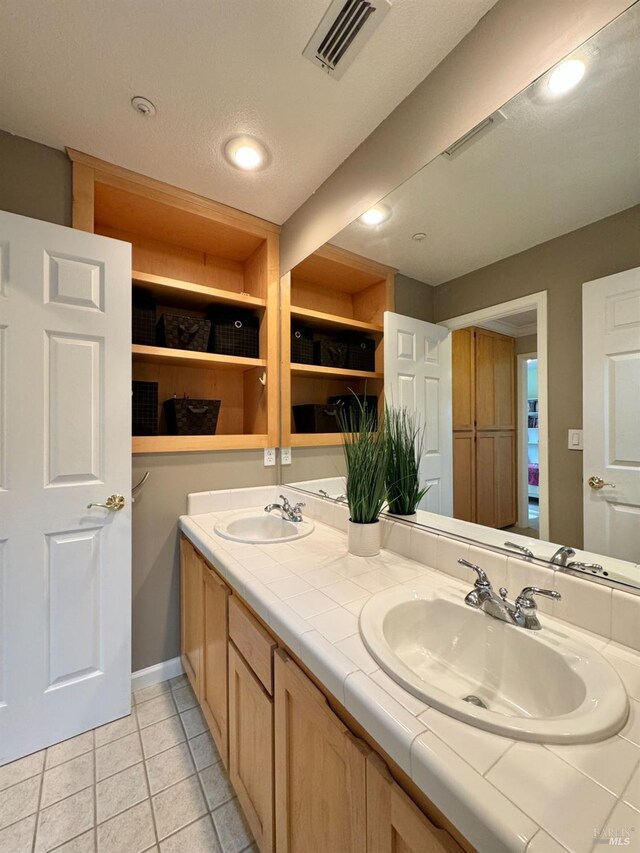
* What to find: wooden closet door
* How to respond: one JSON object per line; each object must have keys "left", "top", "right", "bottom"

{"left": 475, "top": 432, "right": 516, "bottom": 528}
{"left": 474, "top": 329, "right": 515, "bottom": 430}
{"left": 452, "top": 432, "right": 476, "bottom": 522}
{"left": 180, "top": 536, "right": 204, "bottom": 697}
{"left": 202, "top": 564, "right": 230, "bottom": 767}
{"left": 452, "top": 328, "right": 475, "bottom": 431}
{"left": 274, "top": 651, "right": 368, "bottom": 853}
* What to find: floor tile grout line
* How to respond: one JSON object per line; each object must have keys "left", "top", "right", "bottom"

{"left": 30, "top": 750, "right": 46, "bottom": 853}
{"left": 92, "top": 729, "right": 97, "bottom": 853}
{"left": 135, "top": 704, "right": 162, "bottom": 850}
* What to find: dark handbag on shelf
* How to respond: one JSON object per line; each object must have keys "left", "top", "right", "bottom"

{"left": 163, "top": 397, "right": 221, "bottom": 435}
{"left": 132, "top": 291, "right": 157, "bottom": 346}
{"left": 157, "top": 313, "right": 211, "bottom": 352}
{"left": 313, "top": 338, "right": 348, "bottom": 369}
{"left": 291, "top": 325, "right": 314, "bottom": 364}
{"left": 132, "top": 381, "right": 158, "bottom": 435}
{"left": 328, "top": 394, "right": 378, "bottom": 430}
{"left": 346, "top": 336, "right": 376, "bottom": 372}
{"left": 208, "top": 308, "right": 260, "bottom": 358}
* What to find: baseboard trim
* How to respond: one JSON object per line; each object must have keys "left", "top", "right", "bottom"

{"left": 131, "top": 656, "right": 184, "bottom": 692}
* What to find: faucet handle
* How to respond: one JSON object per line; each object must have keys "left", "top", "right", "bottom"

{"left": 515, "top": 586, "right": 561, "bottom": 610}
{"left": 293, "top": 501, "right": 305, "bottom": 510}
{"left": 498, "top": 587, "right": 509, "bottom": 602}
{"left": 458, "top": 559, "right": 491, "bottom": 588}
{"left": 504, "top": 541, "right": 534, "bottom": 560}
{"left": 567, "top": 561, "right": 604, "bottom": 574}
{"left": 279, "top": 495, "right": 291, "bottom": 510}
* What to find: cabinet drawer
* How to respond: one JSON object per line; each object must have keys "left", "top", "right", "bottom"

{"left": 229, "top": 596, "right": 277, "bottom": 695}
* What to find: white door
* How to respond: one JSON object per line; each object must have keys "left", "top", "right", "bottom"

{"left": 0, "top": 211, "right": 132, "bottom": 764}
{"left": 583, "top": 267, "right": 640, "bottom": 563}
{"left": 384, "top": 311, "right": 453, "bottom": 516}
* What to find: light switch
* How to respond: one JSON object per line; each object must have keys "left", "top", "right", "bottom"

{"left": 568, "top": 429, "right": 583, "bottom": 450}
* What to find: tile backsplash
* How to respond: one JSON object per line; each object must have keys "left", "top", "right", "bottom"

{"left": 187, "top": 486, "right": 640, "bottom": 653}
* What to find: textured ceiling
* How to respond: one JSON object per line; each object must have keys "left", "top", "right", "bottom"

{"left": 0, "top": 0, "right": 496, "bottom": 224}
{"left": 334, "top": 4, "right": 640, "bottom": 284}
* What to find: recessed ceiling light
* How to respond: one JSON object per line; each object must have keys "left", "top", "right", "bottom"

{"left": 131, "top": 96, "right": 156, "bottom": 117}
{"left": 224, "top": 135, "right": 269, "bottom": 171}
{"left": 547, "top": 59, "right": 586, "bottom": 95}
{"left": 359, "top": 204, "right": 391, "bottom": 226}
{"left": 412, "top": 232, "right": 427, "bottom": 241}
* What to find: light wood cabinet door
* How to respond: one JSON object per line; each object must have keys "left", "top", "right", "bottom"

{"left": 452, "top": 432, "right": 476, "bottom": 523}
{"left": 274, "top": 651, "right": 368, "bottom": 853}
{"left": 202, "top": 564, "right": 230, "bottom": 767}
{"left": 229, "top": 643, "right": 274, "bottom": 853}
{"left": 474, "top": 329, "right": 515, "bottom": 430}
{"left": 180, "top": 536, "right": 204, "bottom": 697}
{"left": 366, "top": 754, "right": 462, "bottom": 853}
{"left": 476, "top": 431, "right": 516, "bottom": 529}
{"left": 452, "top": 329, "right": 475, "bottom": 431}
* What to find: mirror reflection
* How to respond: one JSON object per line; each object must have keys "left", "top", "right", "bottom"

{"left": 281, "top": 4, "right": 640, "bottom": 589}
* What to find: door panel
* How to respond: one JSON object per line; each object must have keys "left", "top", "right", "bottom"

{"left": 452, "top": 432, "right": 475, "bottom": 523}
{"left": 0, "top": 211, "right": 131, "bottom": 765}
{"left": 452, "top": 329, "right": 474, "bottom": 431}
{"left": 385, "top": 312, "right": 453, "bottom": 516}
{"left": 202, "top": 563, "right": 229, "bottom": 766}
{"left": 583, "top": 268, "right": 640, "bottom": 560}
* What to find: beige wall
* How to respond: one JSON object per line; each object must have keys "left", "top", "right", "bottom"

{"left": 515, "top": 334, "right": 537, "bottom": 355}
{"left": 280, "top": 0, "right": 633, "bottom": 272}
{"left": 284, "top": 446, "right": 346, "bottom": 487}
{"left": 0, "top": 131, "right": 276, "bottom": 672}
{"left": 395, "top": 274, "right": 435, "bottom": 323}
{"left": 434, "top": 205, "right": 640, "bottom": 548}
{"left": 0, "top": 129, "right": 71, "bottom": 225}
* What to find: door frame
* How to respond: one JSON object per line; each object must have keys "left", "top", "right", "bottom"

{"left": 516, "top": 351, "right": 537, "bottom": 530}
{"left": 439, "top": 291, "right": 549, "bottom": 540}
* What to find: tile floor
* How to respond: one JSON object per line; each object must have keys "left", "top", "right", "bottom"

{"left": 0, "top": 676, "right": 255, "bottom": 853}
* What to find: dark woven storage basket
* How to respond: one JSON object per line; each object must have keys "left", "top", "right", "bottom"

{"left": 132, "top": 381, "right": 158, "bottom": 436}
{"left": 346, "top": 337, "right": 376, "bottom": 372}
{"left": 313, "top": 339, "right": 348, "bottom": 369}
{"left": 163, "top": 398, "right": 221, "bottom": 435}
{"left": 291, "top": 325, "right": 314, "bottom": 364}
{"left": 292, "top": 404, "right": 341, "bottom": 433}
{"left": 157, "top": 313, "right": 211, "bottom": 352}
{"left": 208, "top": 308, "right": 259, "bottom": 358}
{"left": 328, "top": 394, "right": 378, "bottom": 430}
{"left": 132, "top": 292, "right": 156, "bottom": 346}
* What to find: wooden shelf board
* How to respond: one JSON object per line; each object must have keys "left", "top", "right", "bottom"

{"left": 290, "top": 306, "right": 382, "bottom": 334}
{"left": 290, "top": 363, "right": 383, "bottom": 380}
{"left": 132, "top": 345, "right": 266, "bottom": 372}
{"left": 290, "top": 433, "right": 345, "bottom": 447}
{"left": 133, "top": 270, "right": 265, "bottom": 310}
{"left": 133, "top": 433, "right": 270, "bottom": 453}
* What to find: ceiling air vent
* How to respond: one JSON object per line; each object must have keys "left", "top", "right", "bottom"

{"left": 443, "top": 110, "right": 507, "bottom": 160}
{"left": 303, "top": 0, "right": 392, "bottom": 80}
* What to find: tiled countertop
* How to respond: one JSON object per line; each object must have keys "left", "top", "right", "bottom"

{"left": 179, "top": 498, "right": 640, "bottom": 853}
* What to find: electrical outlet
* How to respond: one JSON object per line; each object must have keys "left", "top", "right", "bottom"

{"left": 264, "top": 447, "right": 276, "bottom": 466}
{"left": 281, "top": 447, "right": 292, "bottom": 465}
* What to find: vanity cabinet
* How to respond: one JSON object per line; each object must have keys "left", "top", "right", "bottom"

{"left": 366, "top": 753, "right": 461, "bottom": 853}
{"left": 180, "top": 536, "right": 204, "bottom": 695}
{"left": 452, "top": 326, "right": 516, "bottom": 528}
{"left": 180, "top": 537, "right": 467, "bottom": 853}
{"left": 202, "top": 564, "right": 230, "bottom": 767}
{"left": 274, "top": 650, "right": 368, "bottom": 853}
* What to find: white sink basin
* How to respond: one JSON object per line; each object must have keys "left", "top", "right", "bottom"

{"left": 214, "top": 513, "right": 314, "bottom": 544}
{"left": 360, "top": 583, "right": 628, "bottom": 743}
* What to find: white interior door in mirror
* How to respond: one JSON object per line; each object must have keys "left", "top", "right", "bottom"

{"left": 384, "top": 311, "right": 452, "bottom": 516}
{"left": 0, "top": 211, "right": 132, "bottom": 765}
{"left": 583, "top": 267, "right": 640, "bottom": 563}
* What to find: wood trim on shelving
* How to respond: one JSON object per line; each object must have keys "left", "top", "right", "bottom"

{"left": 132, "top": 344, "right": 266, "bottom": 371}
{"left": 66, "top": 148, "right": 280, "bottom": 237}
{"left": 314, "top": 243, "right": 397, "bottom": 279}
{"left": 132, "top": 270, "right": 266, "bottom": 309}
{"left": 71, "top": 162, "right": 95, "bottom": 233}
{"left": 290, "top": 433, "right": 344, "bottom": 447}
{"left": 290, "top": 363, "right": 383, "bottom": 380}
{"left": 291, "top": 306, "right": 383, "bottom": 334}
{"left": 132, "top": 433, "right": 270, "bottom": 453}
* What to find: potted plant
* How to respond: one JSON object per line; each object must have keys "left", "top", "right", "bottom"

{"left": 384, "top": 405, "right": 429, "bottom": 521}
{"left": 337, "top": 398, "right": 387, "bottom": 557}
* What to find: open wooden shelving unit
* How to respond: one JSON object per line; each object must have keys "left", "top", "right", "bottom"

{"left": 68, "top": 149, "right": 280, "bottom": 454}
{"left": 281, "top": 244, "right": 395, "bottom": 448}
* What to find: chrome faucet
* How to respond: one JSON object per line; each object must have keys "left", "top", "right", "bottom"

{"left": 504, "top": 541, "right": 535, "bottom": 560}
{"left": 567, "top": 560, "right": 605, "bottom": 575}
{"left": 549, "top": 546, "right": 576, "bottom": 566}
{"left": 459, "top": 558, "right": 561, "bottom": 631}
{"left": 319, "top": 489, "right": 347, "bottom": 503}
{"left": 264, "top": 495, "right": 305, "bottom": 522}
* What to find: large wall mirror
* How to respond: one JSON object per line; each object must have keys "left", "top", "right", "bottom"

{"left": 280, "top": 3, "right": 640, "bottom": 592}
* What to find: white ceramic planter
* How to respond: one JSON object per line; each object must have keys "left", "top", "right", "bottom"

{"left": 387, "top": 511, "right": 418, "bottom": 523}
{"left": 348, "top": 520, "right": 381, "bottom": 557}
